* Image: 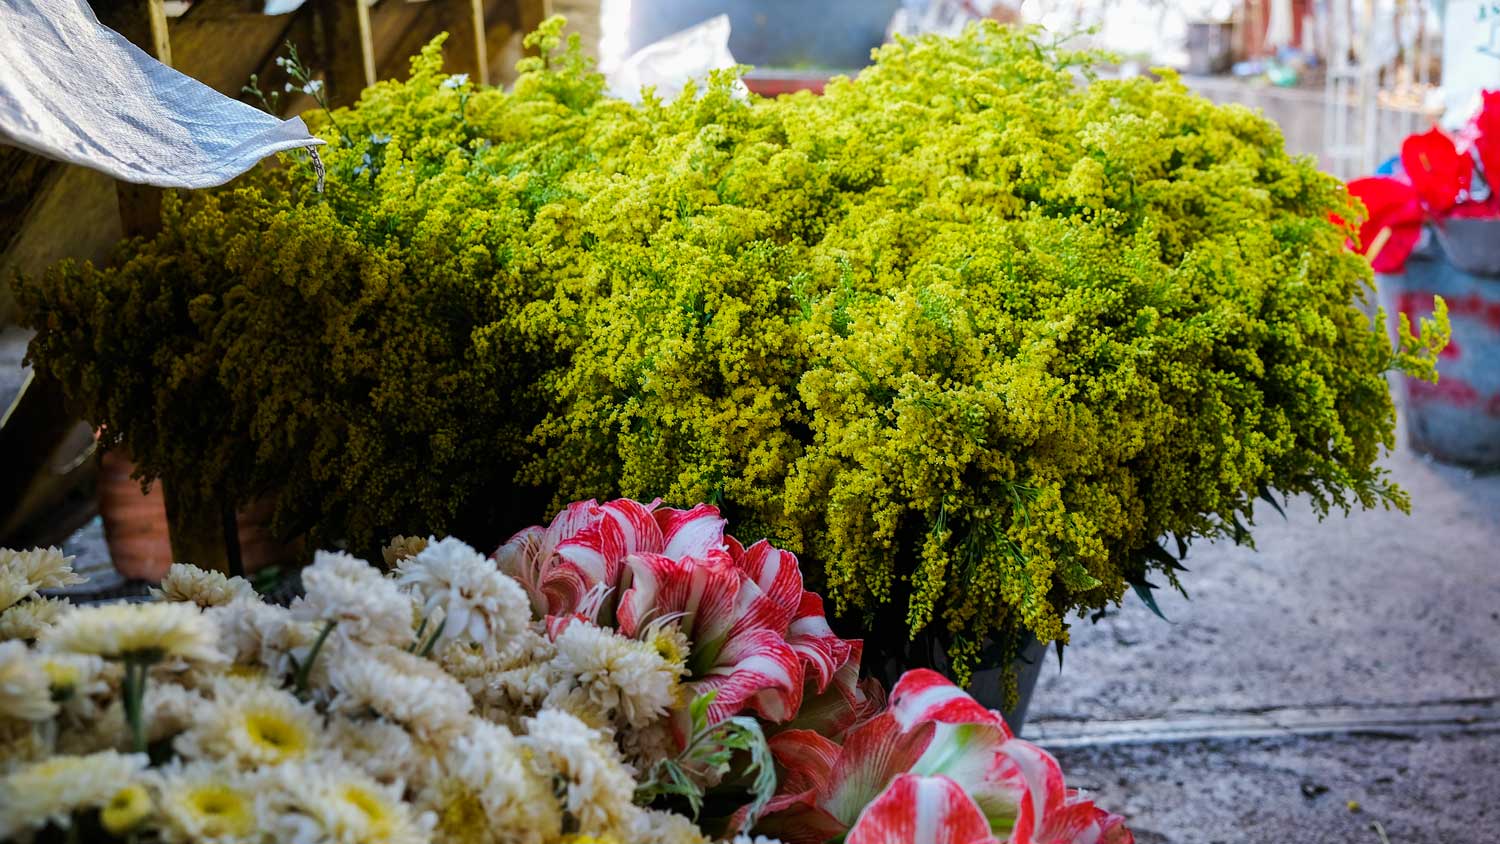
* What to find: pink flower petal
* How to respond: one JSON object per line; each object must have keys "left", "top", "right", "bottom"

{"left": 846, "top": 774, "right": 1000, "bottom": 844}
{"left": 787, "top": 591, "right": 856, "bottom": 693}
{"left": 1012, "top": 789, "right": 1134, "bottom": 844}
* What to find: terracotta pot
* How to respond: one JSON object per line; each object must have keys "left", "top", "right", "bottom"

{"left": 97, "top": 450, "right": 294, "bottom": 583}
{"left": 97, "top": 449, "right": 173, "bottom": 582}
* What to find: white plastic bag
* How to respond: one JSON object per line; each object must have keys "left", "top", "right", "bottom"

{"left": 606, "top": 14, "right": 748, "bottom": 104}
{"left": 0, "top": 0, "right": 321, "bottom": 189}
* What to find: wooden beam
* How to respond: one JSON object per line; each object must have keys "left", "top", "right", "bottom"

{"left": 436, "top": 0, "right": 490, "bottom": 85}
{"left": 518, "top": 0, "right": 553, "bottom": 55}
{"left": 313, "top": 0, "right": 376, "bottom": 107}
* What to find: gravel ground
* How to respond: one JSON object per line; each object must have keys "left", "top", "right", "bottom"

{"left": 1028, "top": 410, "right": 1500, "bottom": 843}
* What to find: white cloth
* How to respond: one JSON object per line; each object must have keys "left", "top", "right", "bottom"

{"left": 0, "top": 0, "right": 321, "bottom": 188}
{"left": 606, "top": 14, "right": 746, "bottom": 104}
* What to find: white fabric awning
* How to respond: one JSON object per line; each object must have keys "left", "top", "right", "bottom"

{"left": 0, "top": 0, "right": 321, "bottom": 189}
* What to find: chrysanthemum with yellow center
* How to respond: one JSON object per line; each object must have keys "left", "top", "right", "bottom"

{"left": 0, "top": 751, "right": 147, "bottom": 839}
{"left": 101, "top": 783, "right": 153, "bottom": 835}
{"left": 39, "top": 601, "right": 222, "bottom": 664}
{"left": 0, "top": 596, "right": 71, "bottom": 642}
{"left": 176, "top": 684, "right": 319, "bottom": 767}
{"left": 156, "top": 765, "right": 256, "bottom": 843}
{"left": 0, "top": 641, "right": 56, "bottom": 721}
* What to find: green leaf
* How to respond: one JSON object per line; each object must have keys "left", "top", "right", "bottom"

{"left": 1129, "top": 577, "right": 1170, "bottom": 622}
{"left": 1257, "top": 484, "right": 1287, "bottom": 519}
{"left": 1059, "top": 560, "right": 1103, "bottom": 591}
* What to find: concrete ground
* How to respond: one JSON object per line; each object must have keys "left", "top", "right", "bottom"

{"left": 1027, "top": 415, "right": 1500, "bottom": 843}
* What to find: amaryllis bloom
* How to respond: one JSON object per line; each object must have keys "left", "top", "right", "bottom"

{"left": 749, "top": 669, "right": 1131, "bottom": 844}
{"left": 1472, "top": 91, "right": 1500, "bottom": 193}
{"left": 1401, "top": 127, "right": 1472, "bottom": 213}
{"left": 1345, "top": 177, "right": 1424, "bottom": 273}
{"left": 494, "top": 499, "right": 864, "bottom": 726}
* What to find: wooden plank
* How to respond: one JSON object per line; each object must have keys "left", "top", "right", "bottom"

{"left": 433, "top": 0, "right": 490, "bottom": 84}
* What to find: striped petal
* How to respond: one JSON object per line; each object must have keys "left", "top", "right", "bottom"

{"left": 822, "top": 712, "right": 935, "bottom": 826}
{"left": 695, "top": 626, "right": 803, "bottom": 722}
{"left": 616, "top": 551, "right": 741, "bottom": 643}
{"left": 655, "top": 503, "right": 728, "bottom": 559}
{"left": 890, "top": 668, "right": 1011, "bottom": 736}
{"left": 786, "top": 591, "right": 855, "bottom": 694}
{"left": 846, "top": 774, "right": 1000, "bottom": 844}
{"left": 1012, "top": 789, "right": 1134, "bottom": 844}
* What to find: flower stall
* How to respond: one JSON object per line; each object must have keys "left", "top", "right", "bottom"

{"left": 0, "top": 10, "right": 1454, "bottom": 844}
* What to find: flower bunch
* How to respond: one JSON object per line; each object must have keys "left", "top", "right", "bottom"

{"left": 748, "top": 670, "right": 1131, "bottom": 844}
{"left": 1346, "top": 91, "right": 1500, "bottom": 271}
{"left": 0, "top": 543, "right": 765, "bottom": 844}
{"left": 495, "top": 498, "right": 872, "bottom": 735}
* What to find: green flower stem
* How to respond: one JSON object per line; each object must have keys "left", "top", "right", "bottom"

{"left": 121, "top": 657, "right": 151, "bottom": 754}
{"left": 295, "top": 620, "right": 337, "bottom": 696}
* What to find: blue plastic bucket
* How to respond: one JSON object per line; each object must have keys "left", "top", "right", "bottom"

{"left": 628, "top": 0, "right": 903, "bottom": 69}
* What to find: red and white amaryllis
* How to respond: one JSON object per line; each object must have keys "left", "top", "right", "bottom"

{"left": 494, "top": 498, "right": 866, "bottom": 727}
{"left": 749, "top": 669, "right": 1131, "bottom": 844}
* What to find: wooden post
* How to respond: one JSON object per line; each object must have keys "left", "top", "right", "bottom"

{"left": 437, "top": 0, "right": 490, "bottom": 85}
{"left": 313, "top": 0, "right": 377, "bottom": 108}
{"left": 519, "top": 0, "right": 553, "bottom": 55}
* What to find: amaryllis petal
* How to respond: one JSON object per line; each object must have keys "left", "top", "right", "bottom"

{"left": 889, "top": 668, "right": 1010, "bottom": 736}
{"left": 698, "top": 626, "right": 804, "bottom": 723}
{"left": 734, "top": 541, "right": 804, "bottom": 632}
{"left": 616, "top": 551, "right": 741, "bottom": 643}
{"left": 655, "top": 503, "right": 728, "bottom": 559}
{"left": 1345, "top": 177, "right": 1424, "bottom": 273}
{"left": 822, "top": 712, "right": 935, "bottom": 825}
{"left": 1471, "top": 90, "right": 1500, "bottom": 192}
{"left": 1402, "top": 127, "right": 1472, "bottom": 213}
{"left": 769, "top": 729, "right": 843, "bottom": 796}
{"left": 846, "top": 774, "right": 1000, "bottom": 844}
{"left": 1012, "top": 790, "right": 1135, "bottom": 844}
{"left": 787, "top": 591, "right": 855, "bottom": 694}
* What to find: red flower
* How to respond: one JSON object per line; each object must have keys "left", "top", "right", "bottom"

{"left": 1401, "top": 128, "right": 1471, "bottom": 213}
{"left": 1345, "top": 177, "right": 1424, "bottom": 273}
{"left": 1470, "top": 90, "right": 1500, "bottom": 193}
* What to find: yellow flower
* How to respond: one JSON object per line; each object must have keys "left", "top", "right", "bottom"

{"left": 39, "top": 601, "right": 222, "bottom": 664}
{"left": 101, "top": 783, "right": 153, "bottom": 834}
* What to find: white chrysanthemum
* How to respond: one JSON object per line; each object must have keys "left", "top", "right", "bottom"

{"left": 152, "top": 564, "right": 256, "bottom": 608}
{"left": 1, "top": 570, "right": 34, "bottom": 612}
{"left": 0, "top": 547, "right": 83, "bottom": 602}
{"left": 261, "top": 758, "right": 430, "bottom": 844}
{"left": 418, "top": 719, "right": 561, "bottom": 844}
{"left": 0, "top": 719, "right": 52, "bottom": 773}
{"left": 0, "top": 596, "right": 73, "bottom": 642}
{"left": 477, "top": 662, "right": 555, "bottom": 726}
{"left": 0, "top": 750, "right": 148, "bottom": 839}
{"left": 326, "top": 715, "right": 418, "bottom": 786}
{"left": 139, "top": 681, "right": 209, "bottom": 745}
{"left": 151, "top": 760, "right": 258, "bottom": 844}
{"left": 548, "top": 621, "right": 682, "bottom": 729}
{"left": 633, "top": 808, "right": 713, "bottom": 844}
{"left": 38, "top": 652, "right": 109, "bottom": 720}
{"left": 0, "top": 641, "right": 57, "bottom": 722}
{"left": 396, "top": 537, "right": 530, "bottom": 655}
{"left": 39, "top": 601, "right": 222, "bottom": 663}
{"left": 177, "top": 682, "right": 321, "bottom": 767}
{"left": 519, "top": 709, "right": 641, "bottom": 838}
{"left": 328, "top": 644, "right": 471, "bottom": 736}
{"left": 208, "top": 598, "right": 318, "bottom": 680}
{"left": 292, "top": 551, "right": 414, "bottom": 648}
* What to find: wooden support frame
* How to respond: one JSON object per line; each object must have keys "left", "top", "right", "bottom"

{"left": 313, "top": 0, "right": 377, "bottom": 108}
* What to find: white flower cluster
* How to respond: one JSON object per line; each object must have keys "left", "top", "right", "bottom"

{"left": 0, "top": 542, "right": 760, "bottom": 844}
